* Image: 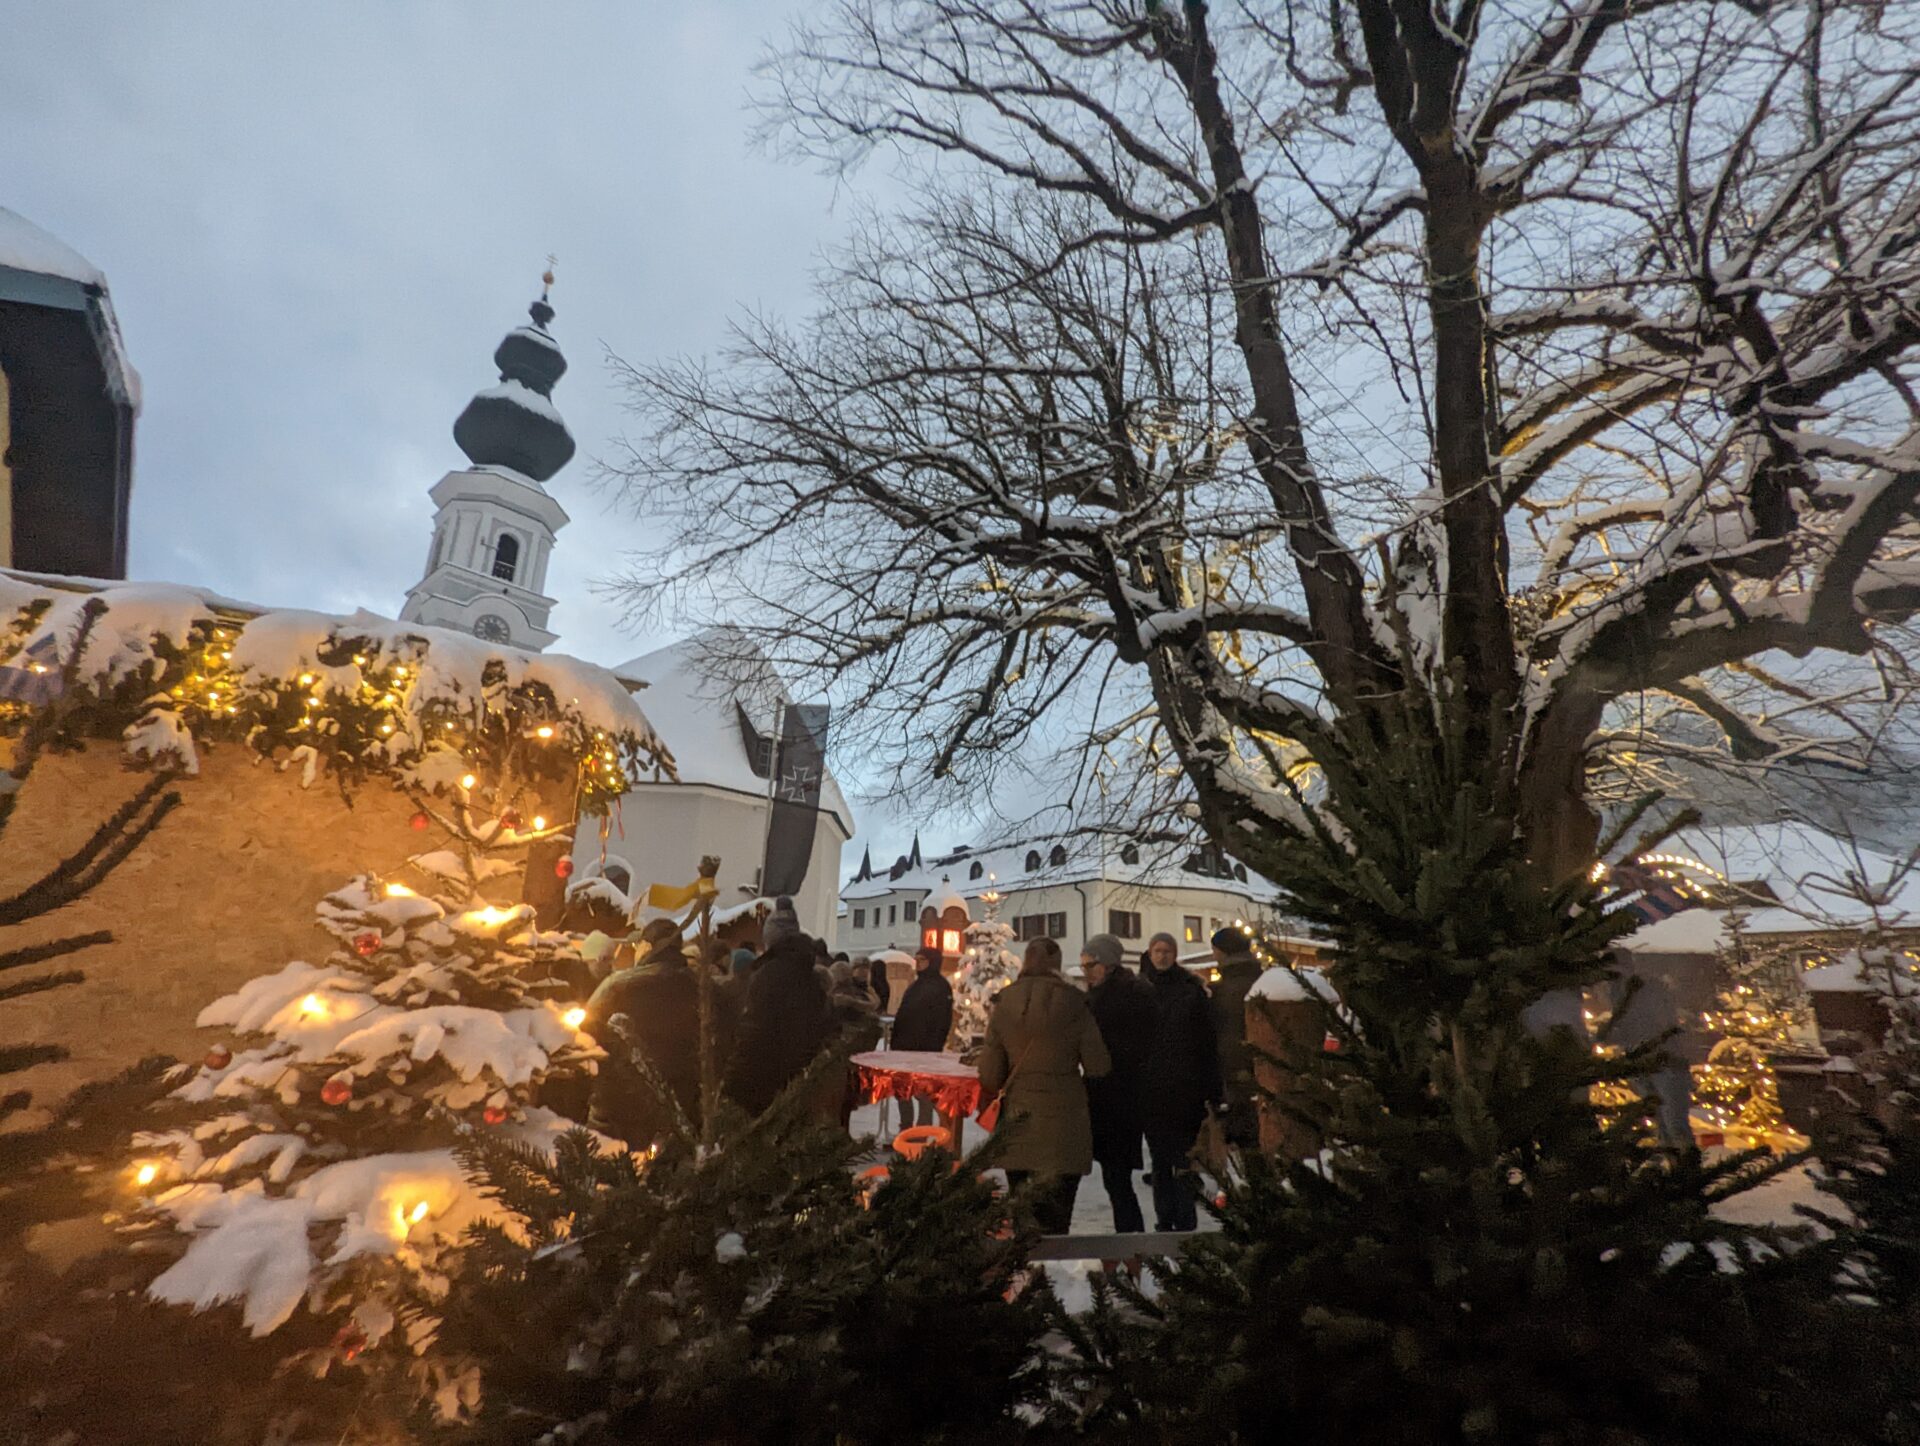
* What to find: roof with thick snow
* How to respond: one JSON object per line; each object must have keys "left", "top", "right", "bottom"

{"left": 842, "top": 831, "right": 1275, "bottom": 905}
{"left": 610, "top": 637, "right": 853, "bottom": 837}
{"left": 1618, "top": 821, "right": 1920, "bottom": 953}
{"left": 0, "top": 206, "right": 140, "bottom": 412}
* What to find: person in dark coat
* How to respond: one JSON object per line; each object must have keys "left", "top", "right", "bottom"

{"left": 862, "top": 954, "right": 890, "bottom": 1012}
{"left": 890, "top": 944, "right": 955, "bottom": 1124}
{"left": 1141, "top": 931, "right": 1219, "bottom": 1231}
{"left": 724, "top": 897, "right": 838, "bottom": 1116}
{"left": 1081, "top": 933, "right": 1155, "bottom": 1233}
{"left": 584, "top": 919, "right": 736, "bottom": 1150}
{"left": 1209, "top": 925, "right": 1263, "bottom": 1149}
{"left": 977, "top": 938, "right": 1112, "bottom": 1233}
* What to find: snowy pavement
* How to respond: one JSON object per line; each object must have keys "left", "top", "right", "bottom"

{"left": 848, "top": 1100, "right": 1219, "bottom": 1313}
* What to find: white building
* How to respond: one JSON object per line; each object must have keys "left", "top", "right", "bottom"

{"left": 400, "top": 274, "right": 575, "bottom": 652}
{"left": 571, "top": 637, "right": 853, "bottom": 942}
{"left": 837, "top": 833, "right": 1276, "bottom": 965}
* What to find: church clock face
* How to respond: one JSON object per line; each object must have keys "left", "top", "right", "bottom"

{"left": 473, "top": 613, "right": 513, "bottom": 644}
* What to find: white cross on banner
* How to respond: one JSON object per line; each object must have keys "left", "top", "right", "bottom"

{"left": 779, "top": 764, "right": 818, "bottom": 802}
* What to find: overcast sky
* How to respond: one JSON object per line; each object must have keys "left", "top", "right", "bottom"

{"left": 2, "top": 0, "right": 969, "bottom": 871}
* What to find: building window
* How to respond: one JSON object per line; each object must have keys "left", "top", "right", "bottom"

{"left": 969, "top": 861, "right": 983, "bottom": 880}
{"left": 1233, "top": 863, "right": 1248, "bottom": 882}
{"left": 1048, "top": 843, "right": 1068, "bottom": 867}
{"left": 1016, "top": 914, "right": 1047, "bottom": 941}
{"left": 1182, "top": 915, "right": 1203, "bottom": 943}
{"left": 1047, "top": 911, "right": 1067, "bottom": 937}
{"left": 1120, "top": 843, "right": 1140, "bottom": 865}
{"left": 490, "top": 532, "right": 520, "bottom": 582}
{"left": 853, "top": 909, "right": 865, "bottom": 929}
{"left": 888, "top": 905, "right": 896, "bottom": 925}
{"left": 1108, "top": 909, "right": 1141, "bottom": 939}
{"left": 1025, "top": 850, "right": 1041, "bottom": 872}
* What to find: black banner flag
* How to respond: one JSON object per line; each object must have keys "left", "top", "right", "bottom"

{"left": 762, "top": 703, "right": 830, "bottom": 898}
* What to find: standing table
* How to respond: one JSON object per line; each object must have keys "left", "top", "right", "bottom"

{"left": 851, "top": 1050, "right": 985, "bottom": 1151}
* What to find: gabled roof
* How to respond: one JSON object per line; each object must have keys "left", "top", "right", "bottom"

{"left": 611, "top": 637, "right": 853, "bottom": 837}
{"left": 841, "top": 833, "right": 1273, "bottom": 904}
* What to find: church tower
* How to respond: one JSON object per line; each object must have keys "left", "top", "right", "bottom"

{"left": 399, "top": 271, "right": 574, "bottom": 651}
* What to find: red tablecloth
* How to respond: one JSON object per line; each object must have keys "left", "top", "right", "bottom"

{"left": 852, "top": 1050, "right": 984, "bottom": 1119}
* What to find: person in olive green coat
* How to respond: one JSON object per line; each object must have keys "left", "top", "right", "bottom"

{"left": 976, "top": 937, "right": 1112, "bottom": 1232}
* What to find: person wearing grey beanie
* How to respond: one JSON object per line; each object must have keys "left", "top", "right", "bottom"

{"left": 761, "top": 895, "right": 803, "bottom": 950}
{"left": 1080, "top": 932, "right": 1153, "bottom": 1232}
{"left": 1082, "top": 933, "right": 1126, "bottom": 972}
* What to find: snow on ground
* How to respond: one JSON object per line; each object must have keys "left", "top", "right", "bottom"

{"left": 847, "top": 1100, "right": 1218, "bottom": 1311}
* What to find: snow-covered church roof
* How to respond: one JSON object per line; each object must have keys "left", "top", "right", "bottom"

{"left": 610, "top": 636, "right": 853, "bottom": 837}
{"left": 0, "top": 205, "right": 140, "bottom": 412}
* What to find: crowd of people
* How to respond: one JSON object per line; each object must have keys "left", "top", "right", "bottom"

{"left": 579, "top": 893, "right": 1265, "bottom": 1238}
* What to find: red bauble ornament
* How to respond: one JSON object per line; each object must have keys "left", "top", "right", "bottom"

{"left": 499, "top": 808, "right": 523, "bottom": 830}
{"left": 321, "top": 1077, "right": 353, "bottom": 1106}
{"left": 332, "top": 1323, "right": 365, "bottom": 1362}
{"left": 483, "top": 1105, "right": 508, "bottom": 1126}
{"left": 1322, "top": 1032, "right": 1342, "bottom": 1053}
{"left": 353, "top": 931, "right": 382, "bottom": 957}
{"left": 203, "top": 1044, "right": 233, "bottom": 1070}
{"left": 409, "top": 810, "right": 430, "bottom": 831}
{"left": 554, "top": 857, "right": 574, "bottom": 880}
{"left": 1213, "top": 1191, "right": 1229, "bottom": 1210}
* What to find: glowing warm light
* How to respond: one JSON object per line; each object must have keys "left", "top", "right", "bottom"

{"left": 385, "top": 883, "right": 414, "bottom": 898}
{"left": 460, "top": 773, "right": 477, "bottom": 790}
{"left": 352, "top": 654, "right": 367, "bottom": 666}
{"left": 535, "top": 725, "right": 555, "bottom": 739}
{"left": 409, "top": 1200, "right": 429, "bottom": 1224}
{"left": 392, "top": 666, "right": 408, "bottom": 678}
{"left": 300, "top": 993, "right": 328, "bottom": 1017}
{"left": 135, "top": 1163, "right": 158, "bottom": 1187}
{"left": 532, "top": 815, "right": 548, "bottom": 831}
{"left": 1590, "top": 860, "right": 1610, "bottom": 883}
{"left": 562, "top": 1006, "right": 588, "bottom": 1031}
{"left": 941, "top": 929, "right": 962, "bottom": 954}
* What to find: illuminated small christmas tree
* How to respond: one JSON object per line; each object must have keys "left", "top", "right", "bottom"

{"left": 1696, "top": 924, "right": 1805, "bottom": 1139}
{"left": 952, "top": 881, "right": 1019, "bottom": 1046}
{"left": 129, "top": 775, "right": 605, "bottom": 1409}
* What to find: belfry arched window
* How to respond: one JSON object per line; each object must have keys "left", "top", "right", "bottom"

{"left": 491, "top": 532, "right": 520, "bottom": 582}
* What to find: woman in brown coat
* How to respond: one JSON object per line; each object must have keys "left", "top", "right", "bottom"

{"left": 976, "top": 938, "right": 1112, "bottom": 1233}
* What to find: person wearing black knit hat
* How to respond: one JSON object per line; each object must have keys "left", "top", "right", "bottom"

{"left": 1209, "top": 925, "right": 1262, "bottom": 1150}
{"left": 725, "top": 896, "right": 835, "bottom": 1115}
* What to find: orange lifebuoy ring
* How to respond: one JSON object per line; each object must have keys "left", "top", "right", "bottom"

{"left": 891, "top": 1125, "right": 953, "bottom": 1160}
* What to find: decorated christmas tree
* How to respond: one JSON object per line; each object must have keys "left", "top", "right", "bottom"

{"left": 1695, "top": 924, "right": 1809, "bottom": 1141}
{"left": 129, "top": 778, "right": 606, "bottom": 1409}
{"left": 951, "top": 881, "right": 1019, "bottom": 1047}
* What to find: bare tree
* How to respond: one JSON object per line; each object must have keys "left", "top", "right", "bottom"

{"left": 607, "top": 0, "right": 1920, "bottom": 895}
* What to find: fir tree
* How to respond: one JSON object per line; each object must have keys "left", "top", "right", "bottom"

{"left": 1695, "top": 923, "right": 1809, "bottom": 1141}
{"left": 951, "top": 886, "right": 1020, "bottom": 1048}
{"left": 1052, "top": 696, "right": 1884, "bottom": 1446}
{"left": 433, "top": 1032, "right": 1053, "bottom": 1444}
{"left": 128, "top": 778, "right": 602, "bottom": 1412}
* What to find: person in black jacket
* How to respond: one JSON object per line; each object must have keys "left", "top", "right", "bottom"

{"left": 1209, "top": 925, "right": 1264, "bottom": 1149}
{"left": 1081, "top": 933, "right": 1155, "bottom": 1233}
{"left": 724, "top": 898, "right": 837, "bottom": 1116}
{"left": 584, "top": 919, "right": 738, "bottom": 1150}
{"left": 889, "top": 944, "right": 955, "bottom": 1124}
{"left": 1140, "top": 931, "right": 1219, "bottom": 1231}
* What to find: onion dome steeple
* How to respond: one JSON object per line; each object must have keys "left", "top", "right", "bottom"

{"left": 452, "top": 267, "right": 577, "bottom": 483}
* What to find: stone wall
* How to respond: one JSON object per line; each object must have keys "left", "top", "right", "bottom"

{"left": 2, "top": 744, "right": 559, "bottom": 1119}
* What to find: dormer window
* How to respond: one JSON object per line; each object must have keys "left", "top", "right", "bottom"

{"left": 1048, "top": 844, "right": 1068, "bottom": 867}
{"left": 491, "top": 532, "right": 520, "bottom": 582}
{"left": 969, "top": 861, "right": 984, "bottom": 880}
{"left": 1025, "top": 850, "right": 1041, "bottom": 872}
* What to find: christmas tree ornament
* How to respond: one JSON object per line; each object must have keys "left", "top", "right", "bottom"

{"left": 203, "top": 1044, "right": 232, "bottom": 1070}
{"left": 353, "top": 930, "right": 382, "bottom": 957}
{"left": 555, "top": 856, "right": 574, "bottom": 879}
{"left": 321, "top": 1076, "right": 353, "bottom": 1106}
{"left": 500, "top": 808, "right": 522, "bottom": 830}
{"left": 483, "top": 1104, "right": 508, "bottom": 1125}
{"left": 410, "top": 810, "right": 430, "bottom": 831}
{"left": 332, "top": 1322, "right": 365, "bottom": 1362}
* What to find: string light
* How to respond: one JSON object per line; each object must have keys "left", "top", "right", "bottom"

{"left": 385, "top": 883, "right": 414, "bottom": 898}
{"left": 300, "top": 993, "right": 328, "bottom": 1018}
{"left": 562, "top": 1006, "right": 588, "bottom": 1031}
{"left": 460, "top": 774, "right": 477, "bottom": 790}
{"left": 532, "top": 814, "right": 548, "bottom": 831}
{"left": 134, "top": 1162, "right": 158, "bottom": 1187}
{"left": 535, "top": 725, "right": 554, "bottom": 739}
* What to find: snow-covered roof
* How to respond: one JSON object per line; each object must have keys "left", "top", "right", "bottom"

{"left": 0, "top": 205, "right": 106, "bottom": 287}
{"left": 1617, "top": 821, "right": 1920, "bottom": 952}
{"left": 0, "top": 206, "right": 140, "bottom": 412}
{"left": 611, "top": 637, "right": 852, "bottom": 836}
{"left": 842, "top": 832, "right": 1274, "bottom": 905}
{"left": 1246, "top": 965, "right": 1339, "bottom": 1004}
